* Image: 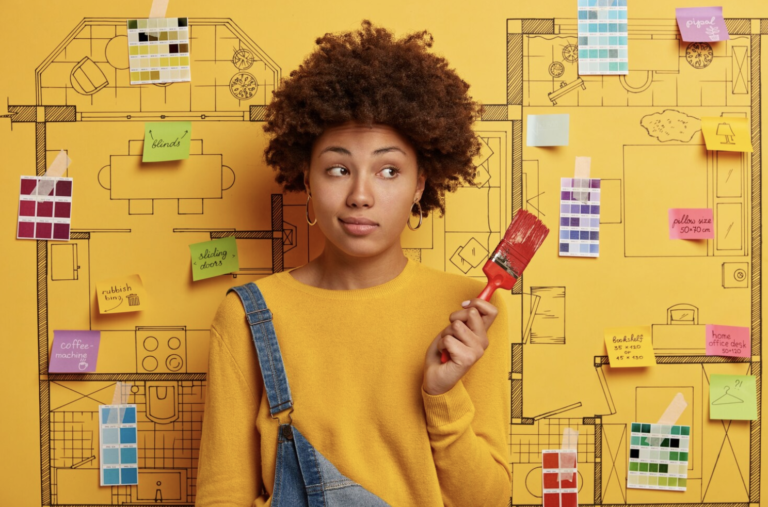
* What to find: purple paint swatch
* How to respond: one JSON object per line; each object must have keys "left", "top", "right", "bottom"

{"left": 49, "top": 330, "right": 100, "bottom": 373}
{"left": 676, "top": 7, "right": 730, "bottom": 42}
{"left": 17, "top": 176, "right": 73, "bottom": 241}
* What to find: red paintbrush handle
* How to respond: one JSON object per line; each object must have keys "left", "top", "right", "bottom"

{"left": 440, "top": 280, "right": 499, "bottom": 363}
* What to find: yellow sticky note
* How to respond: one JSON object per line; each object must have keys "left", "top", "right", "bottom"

{"left": 701, "top": 117, "right": 753, "bottom": 152}
{"left": 96, "top": 274, "right": 148, "bottom": 314}
{"left": 604, "top": 326, "right": 656, "bottom": 367}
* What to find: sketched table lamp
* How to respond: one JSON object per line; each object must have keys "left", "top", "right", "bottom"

{"left": 717, "top": 123, "right": 735, "bottom": 144}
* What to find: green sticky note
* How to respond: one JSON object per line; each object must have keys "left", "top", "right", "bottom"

{"left": 710, "top": 374, "right": 757, "bottom": 420}
{"left": 143, "top": 122, "right": 191, "bottom": 162}
{"left": 189, "top": 236, "right": 239, "bottom": 281}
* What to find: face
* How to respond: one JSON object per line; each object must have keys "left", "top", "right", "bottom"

{"left": 305, "top": 122, "right": 426, "bottom": 259}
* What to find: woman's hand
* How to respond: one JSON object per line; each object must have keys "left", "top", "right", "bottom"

{"left": 422, "top": 298, "right": 499, "bottom": 396}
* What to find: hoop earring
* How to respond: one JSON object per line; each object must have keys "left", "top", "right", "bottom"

{"left": 407, "top": 201, "right": 423, "bottom": 231}
{"left": 305, "top": 194, "right": 317, "bottom": 226}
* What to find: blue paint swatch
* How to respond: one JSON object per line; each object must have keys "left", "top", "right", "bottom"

{"left": 577, "top": 0, "right": 628, "bottom": 75}
{"left": 99, "top": 403, "right": 139, "bottom": 486}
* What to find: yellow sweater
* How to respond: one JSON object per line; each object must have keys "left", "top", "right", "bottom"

{"left": 196, "top": 258, "right": 511, "bottom": 506}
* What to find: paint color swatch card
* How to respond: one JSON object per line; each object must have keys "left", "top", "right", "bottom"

{"left": 559, "top": 178, "right": 600, "bottom": 257}
{"left": 99, "top": 405, "right": 138, "bottom": 485}
{"left": 527, "top": 114, "right": 569, "bottom": 147}
{"left": 143, "top": 122, "right": 192, "bottom": 162}
{"left": 604, "top": 326, "right": 655, "bottom": 367}
{"left": 189, "top": 236, "right": 239, "bottom": 281}
{"left": 542, "top": 450, "right": 578, "bottom": 507}
{"left": 628, "top": 422, "right": 689, "bottom": 491}
{"left": 127, "top": 17, "right": 190, "bottom": 85}
{"left": 710, "top": 374, "right": 757, "bottom": 420}
{"left": 702, "top": 117, "right": 753, "bottom": 152}
{"left": 49, "top": 330, "right": 100, "bottom": 373}
{"left": 577, "top": 0, "right": 628, "bottom": 75}
{"left": 669, "top": 208, "right": 714, "bottom": 240}
{"left": 705, "top": 325, "right": 750, "bottom": 358}
{"left": 676, "top": 7, "right": 729, "bottom": 42}
{"left": 96, "top": 274, "right": 148, "bottom": 314}
{"left": 17, "top": 176, "right": 73, "bottom": 241}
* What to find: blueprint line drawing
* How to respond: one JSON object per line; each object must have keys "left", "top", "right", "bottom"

{"left": 3, "top": 10, "right": 765, "bottom": 507}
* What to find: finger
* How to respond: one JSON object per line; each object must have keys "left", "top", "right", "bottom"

{"left": 461, "top": 298, "right": 498, "bottom": 327}
{"left": 449, "top": 306, "right": 486, "bottom": 334}
{"left": 447, "top": 319, "right": 483, "bottom": 350}
{"left": 441, "top": 335, "right": 472, "bottom": 365}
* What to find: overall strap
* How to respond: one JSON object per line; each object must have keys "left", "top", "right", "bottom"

{"left": 227, "top": 283, "right": 293, "bottom": 417}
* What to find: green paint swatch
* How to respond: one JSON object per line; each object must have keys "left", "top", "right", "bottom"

{"left": 143, "top": 122, "right": 191, "bottom": 162}
{"left": 710, "top": 374, "right": 757, "bottom": 420}
{"left": 189, "top": 236, "right": 239, "bottom": 281}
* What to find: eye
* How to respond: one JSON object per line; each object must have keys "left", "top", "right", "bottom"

{"left": 380, "top": 167, "right": 399, "bottom": 179}
{"left": 327, "top": 166, "right": 349, "bottom": 177}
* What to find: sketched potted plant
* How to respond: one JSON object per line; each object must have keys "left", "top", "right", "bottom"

{"left": 706, "top": 25, "right": 720, "bottom": 41}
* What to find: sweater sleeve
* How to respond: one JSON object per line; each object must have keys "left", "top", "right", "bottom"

{"left": 421, "top": 291, "right": 512, "bottom": 507}
{"left": 197, "top": 294, "right": 267, "bottom": 507}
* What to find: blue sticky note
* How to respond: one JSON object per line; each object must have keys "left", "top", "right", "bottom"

{"left": 527, "top": 114, "right": 570, "bottom": 146}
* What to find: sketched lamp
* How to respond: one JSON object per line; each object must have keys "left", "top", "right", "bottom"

{"left": 717, "top": 123, "right": 735, "bottom": 144}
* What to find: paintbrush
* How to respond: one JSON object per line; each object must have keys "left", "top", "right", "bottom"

{"left": 441, "top": 209, "right": 549, "bottom": 363}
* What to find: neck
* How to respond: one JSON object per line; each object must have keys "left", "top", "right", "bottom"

{"left": 300, "top": 242, "right": 409, "bottom": 290}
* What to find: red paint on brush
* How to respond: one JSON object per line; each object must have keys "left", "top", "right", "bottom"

{"left": 441, "top": 209, "right": 549, "bottom": 363}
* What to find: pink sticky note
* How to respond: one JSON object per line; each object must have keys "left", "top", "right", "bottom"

{"left": 669, "top": 208, "right": 714, "bottom": 240}
{"left": 49, "top": 330, "right": 101, "bottom": 372}
{"left": 706, "top": 325, "right": 750, "bottom": 358}
{"left": 676, "top": 7, "right": 730, "bottom": 42}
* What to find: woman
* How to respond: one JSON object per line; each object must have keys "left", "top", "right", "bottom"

{"left": 196, "top": 21, "right": 511, "bottom": 506}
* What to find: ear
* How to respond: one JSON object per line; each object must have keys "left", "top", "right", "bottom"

{"left": 302, "top": 164, "right": 311, "bottom": 195}
{"left": 415, "top": 170, "right": 427, "bottom": 201}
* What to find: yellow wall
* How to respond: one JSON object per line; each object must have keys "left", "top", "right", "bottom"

{"left": 2, "top": 0, "right": 768, "bottom": 505}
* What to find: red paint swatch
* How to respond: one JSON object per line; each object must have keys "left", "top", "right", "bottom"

{"left": 17, "top": 176, "right": 73, "bottom": 241}
{"left": 542, "top": 450, "right": 578, "bottom": 507}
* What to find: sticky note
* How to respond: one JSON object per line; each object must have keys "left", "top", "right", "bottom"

{"left": 676, "top": 7, "right": 729, "bottom": 42}
{"left": 142, "top": 121, "right": 191, "bottom": 162}
{"left": 604, "top": 326, "right": 655, "bottom": 367}
{"left": 189, "top": 236, "right": 240, "bottom": 281}
{"left": 99, "top": 404, "right": 138, "bottom": 485}
{"left": 96, "top": 274, "right": 148, "bottom": 314}
{"left": 527, "top": 114, "right": 569, "bottom": 147}
{"left": 701, "top": 117, "right": 752, "bottom": 153}
{"left": 668, "top": 208, "right": 713, "bottom": 240}
{"left": 49, "top": 330, "right": 101, "bottom": 373}
{"left": 710, "top": 374, "right": 757, "bottom": 420}
{"left": 705, "top": 325, "right": 750, "bottom": 358}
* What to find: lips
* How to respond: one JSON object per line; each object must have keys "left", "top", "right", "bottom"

{"left": 339, "top": 217, "right": 378, "bottom": 225}
{"left": 338, "top": 217, "right": 378, "bottom": 236}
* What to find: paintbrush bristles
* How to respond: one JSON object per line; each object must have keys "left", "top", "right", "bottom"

{"left": 496, "top": 209, "right": 549, "bottom": 276}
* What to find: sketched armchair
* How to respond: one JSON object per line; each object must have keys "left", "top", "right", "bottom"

{"left": 667, "top": 304, "right": 699, "bottom": 325}
{"left": 70, "top": 56, "right": 109, "bottom": 95}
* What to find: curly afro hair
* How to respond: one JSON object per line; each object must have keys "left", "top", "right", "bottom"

{"left": 263, "top": 20, "right": 484, "bottom": 218}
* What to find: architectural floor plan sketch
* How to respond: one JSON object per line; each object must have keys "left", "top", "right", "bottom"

{"left": 501, "top": 16, "right": 761, "bottom": 506}
{"left": 3, "top": 9, "right": 763, "bottom": 507}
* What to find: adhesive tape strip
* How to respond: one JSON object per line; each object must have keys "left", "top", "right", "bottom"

{"left": 149, "top": 0, "right": 170, "bottom": 18}
{"left": 574, "top": 157, "right": 591, "bottom": 179}
{"left": 559, "top": 428, "right": 578, "bottom": 480}
{"left": 650, "top": 392, "right": 688, "bottom": 445}
{"left": 111, "top": 381, "right": 129, "bottom": 405}
{"left": 33, "top": 150, "right": 71, "bottom": 196}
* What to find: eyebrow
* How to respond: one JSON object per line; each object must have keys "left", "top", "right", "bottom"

{"left": 319, "top": 146, "right": 407, "bottom": 156}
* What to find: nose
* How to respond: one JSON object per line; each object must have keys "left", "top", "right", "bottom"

{"left": 346, "top": 173, "right": 373, "bottom": 209}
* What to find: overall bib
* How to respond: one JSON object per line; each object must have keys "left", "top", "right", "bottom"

{"left": 229, "top": 283, "right": 391, "bottom": 507}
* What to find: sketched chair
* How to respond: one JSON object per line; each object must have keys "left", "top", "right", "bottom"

{"left": 70, "top": 56, "right": 109, "bottom": 95}
{"left": 667, "top": 304, "right": 698, "bottom": 325}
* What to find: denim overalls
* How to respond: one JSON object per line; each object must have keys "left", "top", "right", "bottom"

{"left": 229, "top": 283, "right": 391, "bottom": 507}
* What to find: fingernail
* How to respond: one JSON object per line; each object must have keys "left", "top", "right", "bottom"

{"left": 461, "top": 300, "right": 470, "bottom": 307}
